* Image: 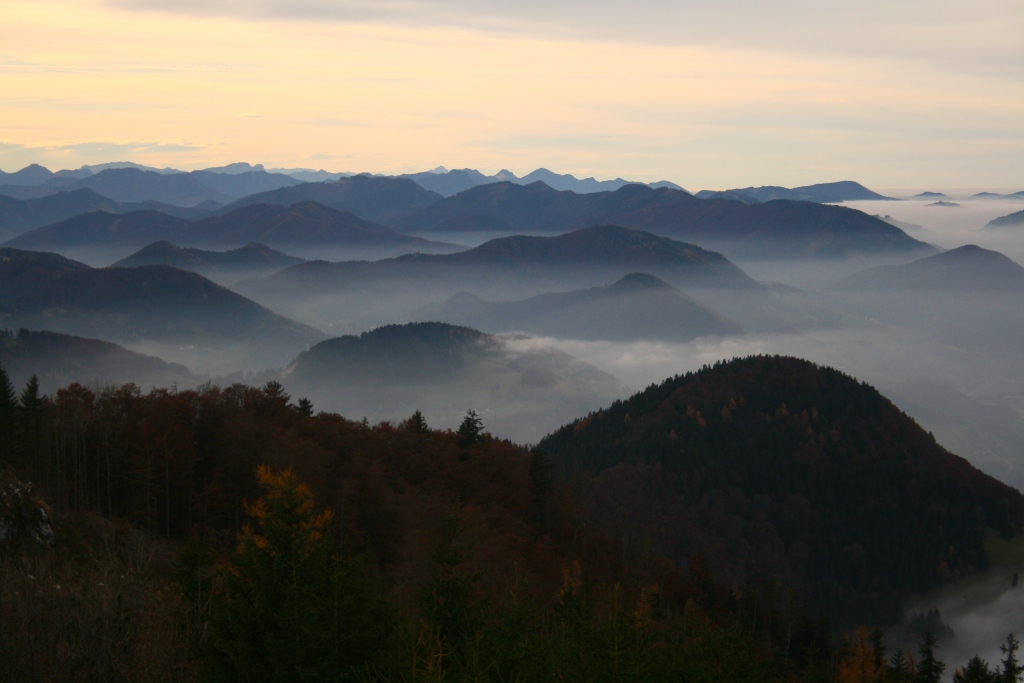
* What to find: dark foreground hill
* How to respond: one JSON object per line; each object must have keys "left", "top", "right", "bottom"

{"left": 427, "top": 272, "right": 742, "bottom": 342}
{"left": 277, "top": 321, "right": 624, "bottom": 442}
{"left": 390, "top": 182, "right": 929, "bottom": 259}
{"left": 0, "top": 248, "right": 323, "bottom": 370}
{"left": 0, "top": 328, "right": 196, "bottom": 392}
{"left": 538, "top": 355, "right": 1024, "bottom": 626}
{"left": 831, "top": 244, "right": 1024, "bottom": 291}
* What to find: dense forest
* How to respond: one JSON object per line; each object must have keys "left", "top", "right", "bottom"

{"left": 0, "top": 356, "right": 1021, "bottom": 682}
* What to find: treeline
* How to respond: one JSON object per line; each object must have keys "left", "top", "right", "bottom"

{"left": 0, "top": 365, "right": 1019, "bottom": 682}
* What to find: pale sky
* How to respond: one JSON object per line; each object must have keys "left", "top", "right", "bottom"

{"left": 1, "top": 0, "right": 1021, "bottom": 189}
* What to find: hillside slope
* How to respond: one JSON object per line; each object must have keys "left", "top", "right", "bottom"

{"left": 539, "top": 355, "right": 1024, "bottom": 626}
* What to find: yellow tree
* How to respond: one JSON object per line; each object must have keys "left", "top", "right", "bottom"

{"left": 202, "top": 466, "right": 387, "bottom": 682}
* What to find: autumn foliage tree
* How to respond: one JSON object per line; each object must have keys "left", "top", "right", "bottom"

{"left": 201, "top": 466, "right": 387, "bottom": 682}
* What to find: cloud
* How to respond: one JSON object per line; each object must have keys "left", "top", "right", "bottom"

{"left": 106, "top": 0, "right": 1023, "bottom": 76}
{"left": 35, "top": 139, "right": 205, "bottom": 154}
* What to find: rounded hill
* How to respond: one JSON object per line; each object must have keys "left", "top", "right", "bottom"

{"left": 539, "top": 355, "right": 1024, "bottom": 626}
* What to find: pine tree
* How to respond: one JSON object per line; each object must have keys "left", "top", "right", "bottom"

{"left": 17, "top": 375, "right": 46, "bottom": 472}
{"left": 406, "top": 409, "right": 430, "bottom": 435}
{"left": 0, "top": 362, "right": 18, "bottom": 461}
{"left": 954, "top": 656, "right": 998, "bottom": 683}
{"left": 296, "top": 397, "right": 314, "bottom": 418}
{"left": 417, "top": 505, "right": 485, "bottom": 660}
{"left": 890, "top": 649, "right": 911, "bottom": 682}
{"left": 1001, "top": 634, "right": 1023, "bottom": 683}
{"left": 916, "top": 632, "right": 945, "bottom": 683}
{"left": 869, "top": 626, "right": 887, "bottom": 681}
{"left": 456, "top": 409, "right": 484, "bottom": 448}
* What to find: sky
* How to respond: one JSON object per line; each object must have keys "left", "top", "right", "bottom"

{"left": 1, "top": 0, "right": 1022, "bottom": 189}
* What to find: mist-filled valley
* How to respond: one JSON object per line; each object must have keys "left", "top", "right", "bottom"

{"left": 3, "top": 165, "right": 1024, "bottom": 680}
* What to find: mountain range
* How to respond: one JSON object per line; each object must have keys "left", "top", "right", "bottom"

{"left": 112, "top": 241, "right": 305, "bottom": 281}
{"left": 400, "top": 166, "right": 685, "bottom": 197}
{"left": 0, "top": 247, "right": 322, "bottom": 369}
{"left": 2, "top": 165, "right": 932, "bottom": 261}
{"left": 831, "top": 244, "right": 1024, "bottom": 291}
{"left": 242, "top": 225, "right": 758, "bottom": 305}
{"left": 389, "top": 181, "right": 931, "bottom": 259}
{"left": 425, "top": 272, "right": 742, "bottom": 342}
{"left": 0, "top": 328, "right": 197, "bottom": 393}
{"left": 0, "top": 189, "right": 222, "bottom": 241}
{"left": 987, "top": 209, "right": 1024, "bottom": 229}
{"left": 5, "top": 201, "right": 453, "bottom": 258}
{"left": 694, "top": 180, "right": 893, "bottom": 203}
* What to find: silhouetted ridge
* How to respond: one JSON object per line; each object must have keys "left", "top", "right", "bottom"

{"left": 290, "top": 322, "right": 487, "bottom": 386}
{"left": 832, "top": 244, "right": 1024, "bottom": 290}
{"left": 987, "top": 208, "right": 1024, "bottom": 229}
{"left": 539, "top": 355, "right": 1024, "bottom": 626}
{"left": 223, "top": 175, "right": 443, "bottom": 223}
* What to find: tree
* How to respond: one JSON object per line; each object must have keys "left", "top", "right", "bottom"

{"left": 18, "top": 375, "right": 46, "bottom": 469}
{"left": 1001, "top": 634, "right": 1023, "bottom": 683}
{"left": 954, "top": 656, "right": 998, "bottom": 683}
{"left": 417, "top": 505, "right": 485, "bottom": 659}
{"left": 0, "top": 363, "right": 16, "bottom": 461}
{"left": 456, "top": 409, "right": 484, "bottom": 448}
{"left": 405, "top": 409, "right": 430, "bottom": 435}
{"left": 890, "top": 649, "right": 911, "bottom": 682}
{"left": 296, "top": 397, "right": 314, "bottom": 418}
{"left": 917, "top": 632, "right": 945, "bottom": 683}
{"left": 202, "top": 465, "right": 387, "bottom": 682}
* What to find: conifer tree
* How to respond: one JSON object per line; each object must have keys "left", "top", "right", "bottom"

{"left": 417, "top": 505, "right": 485, "bottom": 660}
{"left": 0, "top": 362, "right": 17, "bottom": 460}
{"left": 890, "top": 649, "right": 911, "bottom": 682}
{"left": 1001, "top": 634, "right": 1023, "bottom": 683}
{"left": 456, "top": 409, "right": 484, "bottom": 448}
{"left": 917, "top": 632, "right": 945, "bottom": 683}
{"left": 954, "top": 656, "right": 998, "bottom": 683}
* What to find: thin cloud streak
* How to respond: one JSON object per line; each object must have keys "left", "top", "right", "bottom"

{"left": 107, "top": 0, "right": 1024, "bottom": 76}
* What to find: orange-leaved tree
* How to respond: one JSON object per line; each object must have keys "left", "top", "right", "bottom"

{"left": 201, "top": 465, "right": 388, "bottom": 682}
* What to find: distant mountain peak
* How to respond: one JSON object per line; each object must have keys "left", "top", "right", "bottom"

{"left": 608, "top": 272, "right": 674, "bottom": 292}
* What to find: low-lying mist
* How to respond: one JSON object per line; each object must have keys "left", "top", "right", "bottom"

{"left": 532, "top": 324, "right": 1024, "bottom": 489}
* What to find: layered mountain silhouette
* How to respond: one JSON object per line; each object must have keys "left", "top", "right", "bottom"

{"left": 0, "top": 328, "right": 196, "bottom": 393}
{"left": 389, "top": 182, "right": 929, "bottom": 259}
{"left": 0, "top": 189, "right": 226, "bottom": 241}
{"left": 113, "top": 241, "right": 305, "bottom": 280}
{"left": 427, "top": 273, "right": 742, "bottom": 342}
{"left": 40, "top": 168, "right": 234, "bottom": 206}
{"left": 0, "top": 248, "right": 323, "bottom": 368}
{"left": 986, "top": 209, "right": 1024, "bottom": 229}
{"left": 695, "top": 180, "right": 892, "bottom": 203}
{"left": 5, "top": 210, "right": 191, "bottom": 251}
{"left": 831, "top": 245, "right": 1024, "bottom": 291}
{"left": 0, "top": 164, "right": 55, "bottom": 186}
{"left": 538, "top": 355, "right": 1024, "bottom": 626}
{"left": 400, "top": 167, "right": 684, "bottom": 197}
{"left": 6, "top": 202, "right": 451, "bottom": 256}
{"left": 34, "top": 167, "right": 302, "bottom": 206}
{"left": 245, "top": 225, "right": 758, "bottom": 304}
{"left": 276, "top": 321, "right": 624, "bottom": 442}
{"left": 223, "top": 175, "right": 443, "bottom": 223}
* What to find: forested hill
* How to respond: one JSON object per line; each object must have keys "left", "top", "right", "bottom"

{"left": 538, "top": 355, "right": 1024, "bottom": 626}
